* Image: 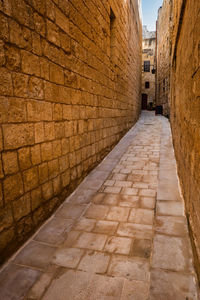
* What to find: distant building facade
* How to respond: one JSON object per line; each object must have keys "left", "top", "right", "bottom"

{"left": 141, "top": 26, "right": 156, "bottom": 110}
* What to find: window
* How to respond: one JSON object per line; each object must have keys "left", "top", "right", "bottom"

{"left": 145, "top": 81, "right": 150, "bottom": 89}
{"left": 144, "top": 61, "right": 150, "bottom": 72}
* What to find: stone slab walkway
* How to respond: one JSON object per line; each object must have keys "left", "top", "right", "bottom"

{"left": 0, "top": 112, "right": 199, "bottom": 300}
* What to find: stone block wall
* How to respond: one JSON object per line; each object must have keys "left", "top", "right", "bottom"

{"left": 0, "top": 0, "right": 142, "bottom": 263}
{"left": 170, "top": 0, "right": 200, "bottom": 281}
{"left": 156, "top": 0, "right": 172, "bottom": 117}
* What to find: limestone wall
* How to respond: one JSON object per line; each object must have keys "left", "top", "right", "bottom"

{"left": 0, "top": 0, "right": 142, "bottom": 263}
{"left": 156, "top": 0, "right": 172, "bottom": 116}
{"left": 170, "top": 0, "right": 200, "bottom": 281}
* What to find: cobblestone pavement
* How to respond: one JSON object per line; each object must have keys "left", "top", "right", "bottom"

{"left": 0, "top": 112, "right": 199, "bottom": 300}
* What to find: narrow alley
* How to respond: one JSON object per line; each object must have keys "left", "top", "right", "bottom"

{"left": 0, "top": 0, "right": 200, "bottom": 298}
{"left": 0, "top": 112, "right": 198, "bottom": 299}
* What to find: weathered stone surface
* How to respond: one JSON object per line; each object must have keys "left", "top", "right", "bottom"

{"left": 108, "top": 255, "right": 150, "bottom": 281}
{"left": 149, "top": 269, "right": 198, "bottom": 300}
{"left": 0, "top": 0, "right": 142, "bottom": 263}
{"left": 13, "top": 241, "right": 56, "bottom": 270}
{"left": 0, "top": 264, "right": 41, "bottom": 300}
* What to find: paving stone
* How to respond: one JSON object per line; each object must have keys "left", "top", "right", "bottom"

{"left": 102, "top": 194, "right": 119, "bottom": 205}
{"left": 114, "top": 180, "right": 132, "bottom": 187}
{"left": 139, "top": 189, "right": 156, "bottom": 197}
{"left": 84, "top": 204, "right": 109, "bottom": 219}
{"left": 152, "top": 234, "right": 194, "bottom": 272}
{"left": 63, "top": 230, "right": 81, "bottom": 247}
{"left": 119, "top": 195, "right": 139, "bottom": 208}
{"left": 111, "top": 173, "right": 128, "bottom": 180}
{"left": 42, "top": 270, "right": 124, "bottom": 300}
{"left": 75, "top": 232, "right": 107, "bottom": 250}
{"left": 117, "top": 222, "right": 153, "bottom": 239}
{"left": 104, "top": 180, "right": 115, "bottom": 186}
{"left": 52, "top": 247, "right": 84, "bottom": 268}
{"left": 131, "top": 239, "right": 152, "bottom": 259}
{"left": 78, "top": 250, "right": 110, "bottom": 273}
{"left": 155, "top": 215, "right": 188, "bottom": 236}
{"left": 91, "top": 192, "right": 106, "bottom": 204}
{"left": 34, "top": 218, "right": 73, "bottom": 245}
{"left": 121, "top": 279, "right": 149, "bottom": 300}
{"left": 104, "top": 186, "right": 122, "bottom": 194}
{"left": 108, "top": 255, "right": 150, "bottom": 281}
{"left": 55, "top": 204, "right": 86, "bottom": 219}
{"left": 94, "top": 220, "right": 118, "bottom": 235}
{"left": 13, "top": 241, "right": 56, "bottom": 270}
{"left": 156, "top": 200, "right": 184, "bottom": 216}
{"left": 0, "top": 264, "right": 41, "bottom": 300}
{"left": 121, "top": 187, "right": 138, "bottom": 195}
{"left": 107, "top": 206, "right": 130, "bottom": 222}
{"left": 73, "top": 218, "right": 96, "bottom": 232}
{"left": 129, "top": 208, "right": 154, "bottom": 225}
{"left": 104, "top": 236, "right": 132, "bottom": 254}
{"left": 27, "top": 265, "right": 58, "bottom": 300}
{"left": 140, "top": 196, "right": 156, "bottom": 209}
{"left": 68, "top": 188, "right": 96, "bottom": 204}
{"left": 149, "top": 269, "right": 198, "bottom": 300}
{"left": 132, "top": 182, "right": 149, "bottom": 189}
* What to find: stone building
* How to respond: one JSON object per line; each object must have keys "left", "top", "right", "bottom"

{"left": 0, "top": 0, "right": 142, "bottom": 263}
{"left": 141, "top": 26, "right": 156, "bottom": 109}
{"left": 156, "top": 0, "right": 172, "bottom": 117}
{"left": 169, "top": 0, "right": 200, "bottom": 282}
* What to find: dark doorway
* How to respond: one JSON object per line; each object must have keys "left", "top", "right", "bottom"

{"left": 141, "top": 94, "right": 148, "bottom": 110}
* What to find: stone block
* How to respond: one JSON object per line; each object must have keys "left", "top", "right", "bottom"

{"left": 149, "top": 269, "right": 198, "bottom": 300}
{"left": 129, "top": 208, "right": 154, "bottom": 225}
{"left": 50, "top": 62, "right": 64, "bottom": 85}
{"left": 0, "top": 67, "right": 12, "bottom": 96}
{"left": 35, "top": 122, "right": 45, "bottom": 143}
{"left": 84, "top": 204, "right": 109, "bottom": 219}
{"left": 3, "top": 173, "right": 24, "bottom": 202}
{"left": 131, "top": 239, "right": 152, "bottom": 259}
{"left": 152, "top": 234, "right": 193, "bottom": 272}
{"left": 2, "top": 151, "right": 18, "bottom": 175}
{"left": 3, "top": 123, "right": 34, "bottom": 150}
{"left": 13, "top": 240, "right": 56, "bottom": 270}
{"left": 21, "top": 50, "right": 40, "bottom": 76}
{"left": 18, "top": 147, "right": 31, "bottom": 171}
{"left": 5, "top": 45, "right": 21, "bottom": 71}
{"left": 38, "top": 162, "right": 49, "bottom": 184}
{"left": 53, "top": 247, "right": 83, "bottom": 268}
{"left": 12, "top": 193, "right": 31, "bottom": 221}
{"left": 106, "top": 206, "right": 130, "bottom": 222}
{"left": 31, "top": 144, "right": 41, "bottom": 165}
{"left": 108, "top": 255, "right": 150, "bottom": 281}
{"left": 41, "top": 142, "right": 53, "bottom": 161}
{"left": 0, "top": 97, "right": 27, "bottom": 123}
{"left": 56, "top": 204, "right": 85, "bottom": 220}
{"left": 31, "top": 187, "right": 42, "bottom": 211}
{"left": 47, "top": 20, "right": 60, "bottom": 46}
{"left": 23, "top": 166, "right": 38, "bottom": 192}
{"left": 93, "top": 220, "right": 118, "bottom": 235}
{"left": 75, "top": 232, "right": 107, "bottom": 251}
{"left": 0, "top": 204, "right": 13, "bottom": 232}
{"left": 0, "top": 264, "right": 41, "bottom": 300}
{"left": 78, "top": 250, "right": 110, "bottom": 273}
{"left": 55, "top": 7, "right": 69, "bottom": 33}
{"left": 104, "top": 236, "right": 132, "bottom": 254}
{"left": 42, "top": 181, "right": 53, "bottom": 201}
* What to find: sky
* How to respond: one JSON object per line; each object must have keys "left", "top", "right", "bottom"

{"left": 142, "top": 0, "right": 163, "bottom": 31}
